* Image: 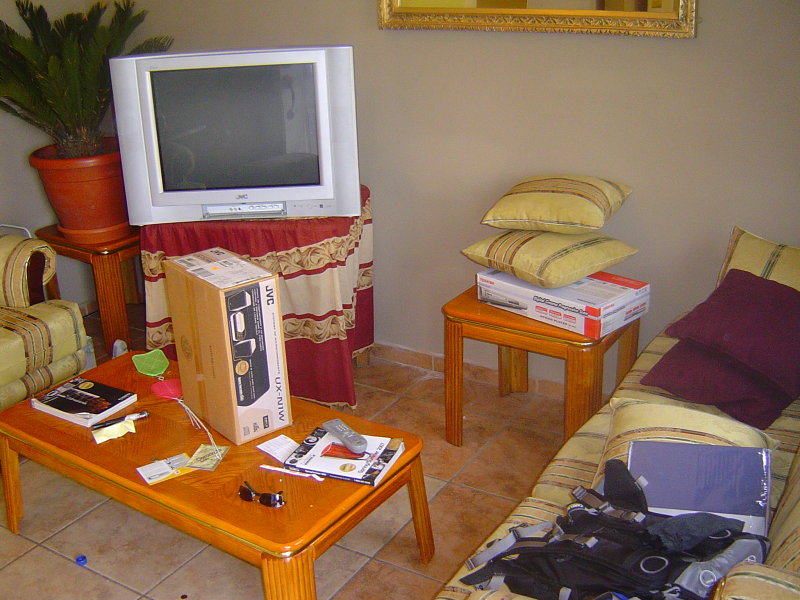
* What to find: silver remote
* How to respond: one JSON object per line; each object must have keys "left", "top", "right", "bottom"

{"left": 322, "top": 418, "right": 368, "bottom": 454}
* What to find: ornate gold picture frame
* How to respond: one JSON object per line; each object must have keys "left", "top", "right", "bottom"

{"left": 378, "top": 0, "right": 697, "bottom": 38}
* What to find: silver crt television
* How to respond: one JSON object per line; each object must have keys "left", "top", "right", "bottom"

{"left": 109, "top": 46, "right": 360, "bottom": 225}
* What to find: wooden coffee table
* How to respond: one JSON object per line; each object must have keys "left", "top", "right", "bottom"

{"left": 0, "top": 356, "right": 434, "bottom": 600}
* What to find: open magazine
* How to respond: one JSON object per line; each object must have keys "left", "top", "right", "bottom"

{"left": 284, "top": 426, "right": 404, "bottom": 486}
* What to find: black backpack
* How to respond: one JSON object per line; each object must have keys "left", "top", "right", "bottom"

{"left": 460, "top": 460, "right": 769, "bottom": 600}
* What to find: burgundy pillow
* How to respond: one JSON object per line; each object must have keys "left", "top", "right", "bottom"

{"left": 641, "top": 339, "right": 792, "bottom": 429}
{"left": 666, "top": 269, "right": 800, "bottom": 399}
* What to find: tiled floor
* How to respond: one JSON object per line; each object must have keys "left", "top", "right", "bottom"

{"left": 0, "top": 305, "right": 565, "bottom": 600}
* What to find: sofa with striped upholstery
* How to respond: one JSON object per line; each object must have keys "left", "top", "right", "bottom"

{"left": 0, "top": 235, "right": 88, "bottom": 411}
{"left": 435, "top": 227, "right": 800, "bottom": 600}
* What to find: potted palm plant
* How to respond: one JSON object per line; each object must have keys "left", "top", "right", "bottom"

{"left": 0, "top": 0, "right": 172, "bottom": 243}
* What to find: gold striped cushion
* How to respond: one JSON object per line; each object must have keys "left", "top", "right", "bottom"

{"left": 767, "top": 441, "right": 800, "bottom": 570}
{"left": 0, "top": 300, "right": 86, "bottom": 387}
{"left": 711, "top": 563, "right": 800, "bottom": 599}
{"left": 482, "top": 175, "right": 632, "bottom": 234}
{"left": 768, "top": 497, "right": 800, "bottom": 570}
{"left": 718, "top": 226, "right": 800, "bottom": 290}
{"left": 461, "top": 231, "right": 638, "bottom": 288}
{"left": 0, "top": 235, "right": 56, "bottom": 308}
{"left": 531, "top": 406, "right": 613, "bottom": 506}
{"left": 0, "top": 349, "right": 86, "bottom": 412}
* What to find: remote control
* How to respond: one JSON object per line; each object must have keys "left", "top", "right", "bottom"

{"left": 322, "top": 418, "right": 368, "bottom": 454}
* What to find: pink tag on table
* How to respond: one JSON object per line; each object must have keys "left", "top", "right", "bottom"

{"left": 152, "top": 378, "right": 183, "bottom": 399}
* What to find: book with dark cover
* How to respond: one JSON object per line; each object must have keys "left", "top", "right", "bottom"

{"left": 284, "top": 426, "right": 404, "bottom": 486}
{"left": 31, "top": 377, "right": 137, "bottom": 427}
{"left": 627, "top": 440, "right": 770, "bottom": 535}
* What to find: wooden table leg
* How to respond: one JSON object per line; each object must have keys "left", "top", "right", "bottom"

{"left": 0, "top": 436, "right": 23, "bottom": 533}
{"left": 121, "top": 258, "right": 141, "bottom": 304}
{"left": 615, "top": 319, "right": 640, "bottom": 387}
{"left": 90, "top": 252, "right": 131, "bottom": 353}
{"left": 261, "top": 546, "right": 316, "bottom": 600}
{"left": 499, "top": 346, "right": 528, "bottom": 395}
{"left": 406, "top": 456, "right": 435, "bottom": 563}
{"left": 444, "top": 319, "right": 464, "bottom": 446}
{"left": 563, "top": 345, "right": 604, "bottom": 439}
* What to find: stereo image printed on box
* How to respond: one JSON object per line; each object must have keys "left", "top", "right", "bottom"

{"left": 164, "top": 248, "right": 292, "bottom": 445}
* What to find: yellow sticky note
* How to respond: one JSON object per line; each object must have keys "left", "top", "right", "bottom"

{"left": 92, "top": 420, "right": 136, "bottom": 444}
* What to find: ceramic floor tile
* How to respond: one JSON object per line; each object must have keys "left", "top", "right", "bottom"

{"left": 147, "top": 545, "right": 263, "bottom": 600}
{"left": 0, "top": 460, "right": 107, "bottom": 542}
{"left": 454, "top": 425, "right": 562, "bottom": 500}
{"left": 330, "top": 559, "right": 442, "bottom": 600}
{"left": 353, "top": 358, "right": 430, "bottom": 395}
{"left": 373, "top": 395, "right": 509, "bottom": 480}
{"left": 149, "top": 538, "right": 372, "bottom": 600}
{"left": 337, "top": 475, "right": 446, "bottom": 556}
{"left": 349, "top": 384, "right": 401, "bottom": 420}
{"left": 405, "top": 373, "right": 545, "bottom": 422}
{"left": 0, "top": 526, "right": 36, "bottom": 568}
{"left": 45, "top": 500, "right": 208, "bottom": 593}
{"left": 515, "top": 393, "right": 566, "bottom": 437}
{"left": 314, "top": 545, "right": 370, "bottom": 600}
{"left": 537, "top": 378, "right": 565, "bottom": 400}
{"left": 462, "top": 386, "right": 541, "bottom": 421}
{"left": 0, "top": 545, "right": 139, "bottom": 600}
{"left": 402, "top": 374, "right": 446, "bottom": 404}
{"left": 377, "top": 483, "right": 518, "bottom": 582}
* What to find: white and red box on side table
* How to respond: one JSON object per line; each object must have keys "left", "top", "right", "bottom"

{"left": 476, "top": 269, "right": 650, "bottom": 339}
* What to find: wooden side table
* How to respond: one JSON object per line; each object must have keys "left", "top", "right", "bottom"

{"left": 443, "top": 286, "right": 640, "bottom": 445}
{"left": 36, "top": 225, "right": 141, "bottom": 353}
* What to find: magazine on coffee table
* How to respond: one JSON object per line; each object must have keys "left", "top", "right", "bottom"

{"left": 31, "top": 377, "right": 137, "bottom": 427}
{"left": 284, "top": 426, "right": 404, "bottom": 486}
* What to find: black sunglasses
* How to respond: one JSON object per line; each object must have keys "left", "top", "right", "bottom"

{"left": 238, "top": 481, "right": 285, "bottom": 508}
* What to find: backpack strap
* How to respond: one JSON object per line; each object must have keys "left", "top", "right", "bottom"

{"left": 465, "top": 521, "right": 553, "bottom": 570}
{"left": 573, "top": 486, "right": 647, "bottom": 523}
{"left": 603, "top": 458, "right": 650, "bottom": 512}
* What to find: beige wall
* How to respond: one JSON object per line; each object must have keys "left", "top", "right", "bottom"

{"left": 3, "top": 1, "right": 798, "bottom": 380}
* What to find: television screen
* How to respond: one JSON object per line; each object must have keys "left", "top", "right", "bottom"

{"left": 151, "top": 64, "right": 321, "bottom": 192}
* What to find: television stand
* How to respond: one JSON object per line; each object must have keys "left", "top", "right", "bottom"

{"left": 140, "top": 185, "right": 373, "bottom": 408}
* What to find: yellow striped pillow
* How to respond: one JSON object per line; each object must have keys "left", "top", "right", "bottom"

{"left": 711, "top": 563, "right": 800, "bottom": 599}
{"left": 482, "top": 175, "right": 632, "bottom": 234}
{"left": 718, "top": 226, "right": 800, "bottom": 290}
{"left": 461, "top": 230, "right": 638, "bottom": 288}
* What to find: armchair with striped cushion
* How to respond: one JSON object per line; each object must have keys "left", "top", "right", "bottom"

{"left": 0, "top": 235, "right": 88, "bottom": 411}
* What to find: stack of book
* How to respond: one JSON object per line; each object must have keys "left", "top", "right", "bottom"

{"left": 284, "top": 427, "right": 404, "bottom": 486}
{"left": 31, "top": 377, "right": 137, "bottom": 427}
{"left": 476, "top": 269, "right": 650, "bottom": 339}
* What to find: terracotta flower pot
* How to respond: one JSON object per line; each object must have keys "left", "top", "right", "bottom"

{"left": 29, "top": 137, "right": 133, "bottom": 245}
